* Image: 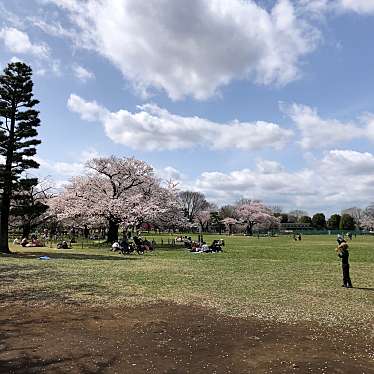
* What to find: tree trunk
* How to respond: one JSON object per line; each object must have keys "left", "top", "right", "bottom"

{"left": 199, "top": 225, "right": 203, "bottom": 243}
{"left": 83, "top": 225, "right": 89, "bottom": 239}
{"left": 0, "top": 204, "right": 10, "bottom": 253}
{"left": 0, "top": 106, "right": 16, "bottom": 253}
{"left": 246, "top": 223, "right": 253, "bottom": 236}
{"left": 22, "top": 223, "right": 31, "bottom": 239}
{"left": 107, "top": 220, "right": 119, "bottom": 243}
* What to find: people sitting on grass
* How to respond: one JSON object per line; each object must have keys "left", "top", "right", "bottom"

{"left": 21, "top": 237, "right": 28, "bottom": 247}
{"left": 189, "top": 240, "right": 223, "bottom": 253}
{"left": 189, "top": 241, "right": 200, "bottom": 252}
{"left": 57, "top": 240, "right": 70, "bottom": 249}
{"left": 19, "top": 235, "right": 45, "bottom": 247}
{"left": 183, "top": 237, "right": 193, "bottom": 249}
{"left": 201, "top": 242, "right": 211, "bottom": 253}
{"left": 111, "top": 241, "right": 121, "bottom": 252}
{"left": 111, "top": 236, "right": 154, "bottom": 255}
{"left": 133, "top": 235, "right": 142, "bottom": 247}
{"left": 210, "top": 240, "right": 223, "bottom": 252}
{"left": 120, "top": 238, "right": 130, "bottom": 253}
{"left": 142, "top": 238, "right": 154, "bottom": 251}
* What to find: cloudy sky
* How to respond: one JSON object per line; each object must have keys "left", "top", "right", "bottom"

{"left": 1, "top": 0, "right": 374, "bottom": 215}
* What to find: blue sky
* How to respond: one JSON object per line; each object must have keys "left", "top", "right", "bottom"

{"left": 1, "top": 0, "right": 374, "bottom": 215}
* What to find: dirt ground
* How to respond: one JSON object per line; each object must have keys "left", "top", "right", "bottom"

{"left": 0, "top": 302, "right": 373, "bottom": 374}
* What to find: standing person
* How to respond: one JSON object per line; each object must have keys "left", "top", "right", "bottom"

{"left": 336, "top": 237, "right": 353, "bottom": 288}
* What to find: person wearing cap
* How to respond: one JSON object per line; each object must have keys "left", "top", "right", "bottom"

{"left": 336, "top": 237, "right": 353, "bottom": 288}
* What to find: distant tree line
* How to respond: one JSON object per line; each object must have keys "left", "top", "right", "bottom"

{"left": 273, "top": 205, "right": 374, "bottom": 231}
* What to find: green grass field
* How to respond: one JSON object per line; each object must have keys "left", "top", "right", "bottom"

{"left": 1, "top": 234, "right": 373, "bottom": 331}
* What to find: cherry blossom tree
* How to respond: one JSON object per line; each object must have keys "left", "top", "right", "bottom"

{"left": 149, "top": 200, "right": 189, "bottom": 232}
{"left": 360, "top": 205, "right": 374, "bottom": 231}
{"left": 51, "top": 156, "right": 159, "bottom": 242}
{"left": 235, "top": 201, "right": 279, "bottom": 236}
{"left": 222, "top": 217, "right": 237, "bottom": 235}
{"left": 194, "top": 210, "right": 211, "bottom": 232}
{"left": 130, "top": 181, "right": 186, "bottom": 232}
{"left": 361, "top": 215, "right": 374, "bottom": 231}
{"left": 143, "top": 181, "right": 188, "bottom": 232}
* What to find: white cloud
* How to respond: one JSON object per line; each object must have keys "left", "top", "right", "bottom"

{"left": 36, "top": 157, "right": 85, "bottom": 177}
{"left": 0, "top": 26, "right": 60, "bottom": 76}
{"left": 364, "top": 114, "right": 374, "bottom": 142}
{"left": 46, "top": 0, "right": 319, "bottom": 100}
{"left": 10, "top": 56, "right": 23, "bottom": 63}
{"left": 256, "top": 159, "right": 285, "bottom": 174}
{"left": 299, "top": 0, "right": 374, "bottom": 16}
{"left": 298, "top": 0, "right": 330, "bottom": 15}
{"left": 0, "top": 3, "right": 24, "bottom": 29}
{"left": 72, "top": 64, "right": 95, "bottom": 82}
{"left": 0, "top": 27, "right": 49, "bottom": 58}
{"left": 183, "top": 149, "right": 374, "bottom": 212}
{"left": 281, "top": 102, "right": 367, "bottom": 149}
{"left": 67, "top": 94, "right": 293, "bottom": 151}
{"left": 338, "top": 0, "right": 374, "bottom": 14}
{"left": 36, "top": 148, "right": 101, "bottom": 178}
{"left": 195, "top": 167, "right": 316, "bottom": 204}
{"left": 157, "top": 166, "right": 185, "bottom": 182}
{"left": 67, "top": 94, "right": 108, "bottom": 121}
{"left": 29, "top": 17, "right": 78, "bottom": 40}
{"left": 319, "top": 150, "right": 374, "bottom": 176}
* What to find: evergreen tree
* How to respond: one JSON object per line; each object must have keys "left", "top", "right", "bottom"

{"left": 327, "top": 214, "right": 341, "bottom": 230}
{"left": 0, "top": 62, "right": 41, "bottom": 253}
{"left": 10, "top": 177, "right": 49, "bottom": 238}
{"left": 299, "top": 215, "right": 312, "bottom": 225}
{"left": 311, "top": 213, "right": 326, "bottom": 229}
{"left": 280, "top": 213, "right": 288, "bottom": 223}
{"left": 339, "top": 214, "right": 355, "bottom": 230}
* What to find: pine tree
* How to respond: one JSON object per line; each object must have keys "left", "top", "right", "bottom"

{"left": 0, "top": 62, "right": 41, "bottom": 253}
{"left": 10, "top": 177, "right": 49, "bottom": 239}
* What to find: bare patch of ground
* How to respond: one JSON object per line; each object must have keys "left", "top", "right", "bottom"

{"left": 0, "top": 302, "right": 373, "bottom": 374}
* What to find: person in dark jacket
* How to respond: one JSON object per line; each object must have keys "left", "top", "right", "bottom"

{"left": 336, "top": 238, "right": 353, "bottom": 288}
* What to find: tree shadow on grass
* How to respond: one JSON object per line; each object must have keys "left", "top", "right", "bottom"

{"left": 0, "top": 282, "right": 107, "bottom": 305}
{"left": 353, "top": 287, "right": 374, "bottom": 291}
{"left": 0, "top": 264, "right": 59, "bottom": 282}
{"left": 2, "top": 251, "right": 141, "bottom": 261}
{"left": 0, "top": 264, "right": 111, "bottom": 305}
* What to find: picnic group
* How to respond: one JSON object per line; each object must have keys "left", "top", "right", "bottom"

{"left": 176, "top": 236, "right": 225, "bottom": 253}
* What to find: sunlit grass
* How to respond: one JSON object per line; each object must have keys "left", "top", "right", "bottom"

{"left": 1, "top": 234, "right": 373, "bottom": 331}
